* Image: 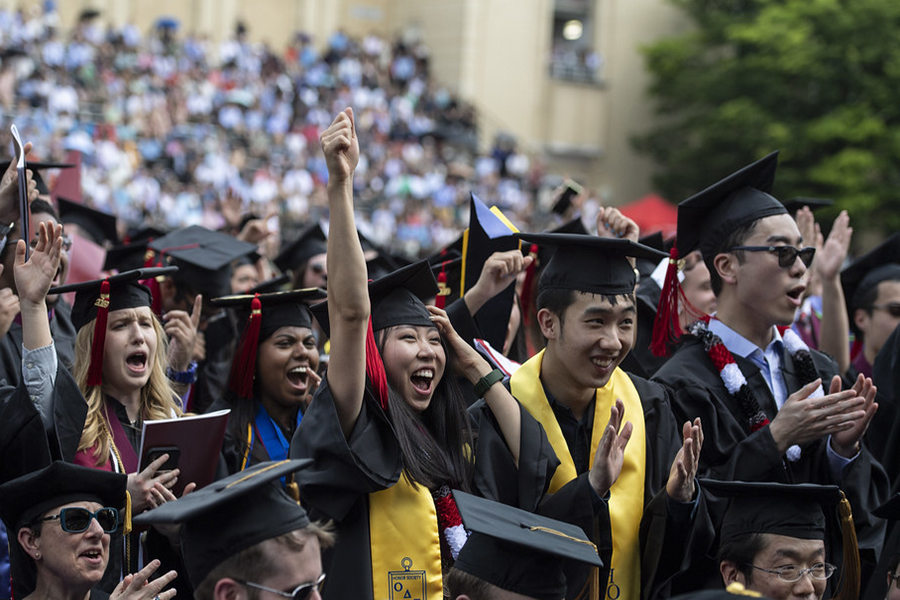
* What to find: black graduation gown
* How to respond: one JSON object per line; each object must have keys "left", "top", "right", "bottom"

{"left": 0, "top": 299, "right": 77, "bottom": 386}
{"left": 190, "top": 311, "right": 237, "bottom": 414}
{"left": 290, "top": 379, "right": 559, "bottom": 600}
{"left": 210, "top": 395, "right": 297, "bottom": 475}
{"left": 532, "top": 374, "right": 715, "bottom": 600}
{"left": 652, "top": 338, "right": 889, "bottom": 590}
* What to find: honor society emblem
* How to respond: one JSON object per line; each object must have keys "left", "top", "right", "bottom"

{"left": 389, "top": 557, "right": 426, "bottom": 599}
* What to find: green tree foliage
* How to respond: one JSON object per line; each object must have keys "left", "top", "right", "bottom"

{"left": 635, "top": 0, "right": 900, "bottom": 234}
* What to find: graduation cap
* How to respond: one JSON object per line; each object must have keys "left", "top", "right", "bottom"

{"left": 57, "top": 197, "right": 118, "bottom": 246}
{"left": 274, "top": 223, "right": 327, "bottom": 274}
{"left": 148, "top": 226, "right": 258, "bottom": 299}
{"left": 551, "top": 179, "right": 585, "bottom": 216}
{"left": 783, "top": 197, "right": 834, "bottom": 214}
{"left": 840, "top": 233, "right": 900, "bottom": 334}
{"left": 49, "top": 267, "right": 177, "bottom": 385}
{"left": 311, "top": 260, "right": 437, "bottom": 337}
{"left": 512, "top": 233, "right": 666, "bottom": 296}
{"left": 132, "top": 460, "right": 312, "bottom": 588}
{"left": 461, "top": 194, "right": 521, "bottom": 350}
{"left": 451, "top": 490, "right": 602, "bottom": 600}
{"left": 0, "top": 461, "right": 128, "bottom": 533}
{"left": 212, "top": 289, "right": 326, "bottom": 398}
{"left": 652, "top": 152, "right": 786, "bottom": 356}
{"left": 103, "top": 239, "right": 154, "bottom": 273}
{"left": 702, "top": 479, "right": 859, "bottom": 600}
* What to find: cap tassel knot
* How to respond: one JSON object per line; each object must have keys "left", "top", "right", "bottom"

{"left": 87, "top": 279, "right": 111, "bottom": 387}
{"left": 228, "top": 295, "right": 262, "bottom": 399}
{"left": 435, "top": 266, "right": 449, "bottom": 310}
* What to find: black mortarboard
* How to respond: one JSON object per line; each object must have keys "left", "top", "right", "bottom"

{"left": 49, "top": 267, "right": 177, "bottom": 385}
{"left": 18, "top": 160, "right": 75, "bottom": 196}
{"left": 840, "top": 233, "right": 900, "bottom": 327}
{"left": 213, "top": 289, "right": 326, "bottom": 398}
{"left": 103, "top": 239, "right": 153, "bottom": 273}
{"left": 513, "top": 233, "right": 666, "bottom": 296}
{"left": 0, "top": 461, "right": 127, "bottom": 532}
{"left": 551, "top": 179, "right": 584, "bottom": 216}
{"left": 366, "top": 253, "right": 401, "bottom": 280}
{"left": 783, "top": 197, "right": 834, "bottom": 214}
{"left": 675, "top": 152, "right": 785, "bottom": 261}
{"left": 534, "top": 217, "right": 589, "bottom": 268}
{"left": 311, "top": 260, "right": 437, "bottom": 336}
{"left": 50, "top": 267, "right": 177, "bottom": 331}
{"left": 123, "top": 225, "right": 168, "bottom": 244}
{"left": 452, "top": 490, "right": 602, "bottom": 600}
{"left": 132, "top": 460, "right": 312, "bottom": 588}
{"left": 702, "top": 479, "right": 859, "bottom": 600}
{"left": 426, "top": 234, "right": 464, "bottom": 267}
{"left": 274, "top": 223, "right": 327, "bottom": 274}
{"left": 461, "top": 195, "right": 520, "bottom": 349}
{"left": 57, "top": 197, "right": 119, "bottom": 246}
{"left": 149, "top": 226, "right": 257, "bottom": 299}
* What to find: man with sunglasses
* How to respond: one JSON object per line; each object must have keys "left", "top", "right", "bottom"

{"left": 134, "top": 460, "right": 332, "bottom": 600}
{"left": 651, "top": 152, "right": 887, "bottom": 591}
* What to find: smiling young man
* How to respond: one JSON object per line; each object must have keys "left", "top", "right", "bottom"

{"left": 651, "top": 152, "right": 888, "bottom": 584}
{"left": 508, "top": 232, "right": 710, "bottom": 600}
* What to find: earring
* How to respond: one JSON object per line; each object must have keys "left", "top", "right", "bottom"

{"left": 34, "top": 552, "right": 41, "bottom": 560}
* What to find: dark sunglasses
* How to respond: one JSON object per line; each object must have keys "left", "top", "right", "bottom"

{"left": 728, "top": 245, "right": 816, "bottom": 268}
{"left": 235, "top": 573, "right": 326, "bottom": 600}
{"left": 870, "top": 302, "right": 900, "bottom": 318}
{"left": 39, "top": 507, "right": 119, "bottom": 533}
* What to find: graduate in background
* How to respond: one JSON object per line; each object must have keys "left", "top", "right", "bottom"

{"left": 291, "top": 108, "right": 557, "bottom": 600}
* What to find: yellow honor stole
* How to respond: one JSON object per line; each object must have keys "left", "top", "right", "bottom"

{"left": 511, "top": 350, "right": 646, "bottom": 600}
{"left": 369, "top": 473, "right": 443, "bottom": 600}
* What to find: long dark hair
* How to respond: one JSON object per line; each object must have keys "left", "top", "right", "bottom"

{"left": 376, "top": 328, "right": 475, "bottom": 493}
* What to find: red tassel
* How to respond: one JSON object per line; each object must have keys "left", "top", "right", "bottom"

{"left": 365, "top": 317, "right": 390, "bottom": 411}
{"left": 228, "top": 295, "right": 262, "bottom": 398}
{"left": 520, "top": 244, "right": 539, "bottom": 356}
{"left": 143, "top": 248, "right": 163, "bottom": 316}
{"left": 849, "top": 338, "right": 863, "bottom": 362}
{"left": 435, "top": 267, "right": 448, "bottom": 309}
{"left": 87, "top": 280, "right": 111, "bottom": 386}
{"left": 650, "top": 247, "right": 684, "bottom": 358}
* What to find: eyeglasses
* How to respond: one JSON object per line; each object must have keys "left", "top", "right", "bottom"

{"left": 234, "top": 573, "right": 326, "bottom": 600}
{"left": 30, "top": 234, "right": 73, "bottom": 252}
{"left": 869, "top": 302, "right": 900, "bottom": 318}
{"left": 39, "top": 507, "right": 119, "bottom": 534}
{"left": 745, "top": 562, "right": 836, "bottom": 583}
{"left": 728, "top": 245, "right": 816, "bottom": 268}
{"left": 888, "top": 570, "right": 900, "bottom": 589}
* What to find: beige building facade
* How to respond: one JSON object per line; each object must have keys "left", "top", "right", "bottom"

{"left": 10, "top": 0, "right": 691, "bottom": 205}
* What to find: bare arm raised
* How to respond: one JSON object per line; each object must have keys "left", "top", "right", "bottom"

{"left": 320, "top": 108, "right": 368, "bottom": 439}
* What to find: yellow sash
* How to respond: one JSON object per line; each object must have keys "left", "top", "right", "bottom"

{"left": 369, "top": 473, "right": 443, "bottom": 600}
{"left": 511, "top": 350, "right": 646, "bottom": 600}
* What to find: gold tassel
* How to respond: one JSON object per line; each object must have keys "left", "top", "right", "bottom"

{"left": 725, "top": 582, "right": 762, "bottom": 596}
{"left": 832, "top": 492, "right": 860, "bottom": 600}
{"left": 590, "top": 565, "right": 599, "bottom": 600}
{"left": 123, "top": 490, "right": 132, "bottom": 535}
{"left": 286, "top": 480, "right": 301, "bottom": 503}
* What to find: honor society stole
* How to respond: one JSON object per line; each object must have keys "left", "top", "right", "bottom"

{"left": 369, "top": 474, "right": 443, "bottom": 600}
{"left": 512, "top": 351, "right": 646, "bottom": 600}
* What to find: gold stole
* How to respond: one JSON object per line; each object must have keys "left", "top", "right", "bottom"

{"left": 369, "top": 473, "right": 443, "bottom": 600}
{"left": 511, "top": 350, "right": 646, "bottom": 600}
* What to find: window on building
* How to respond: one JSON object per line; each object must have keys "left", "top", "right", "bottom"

{"left": 550, "top": 0, "right": 603, "bottom": 84}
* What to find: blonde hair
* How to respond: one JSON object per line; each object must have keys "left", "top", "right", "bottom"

{"left": 74, "top": 313, "right": 182, "bottom": 467}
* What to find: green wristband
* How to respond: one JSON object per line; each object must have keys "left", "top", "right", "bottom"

{"left": 473, "top": 368, "right": 504, "bottom": 398}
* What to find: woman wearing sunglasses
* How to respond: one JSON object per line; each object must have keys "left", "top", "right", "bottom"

{"left": 0, "top": 461, "right": 177, "bottom": 600}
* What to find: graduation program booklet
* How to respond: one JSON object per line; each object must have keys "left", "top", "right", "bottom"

{"left": 138, "top": 409, "right": 230, "bottom": 495}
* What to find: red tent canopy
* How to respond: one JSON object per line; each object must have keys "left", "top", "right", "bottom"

{"left": 619, "top": 193, "right": 677, "bottom": 239}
